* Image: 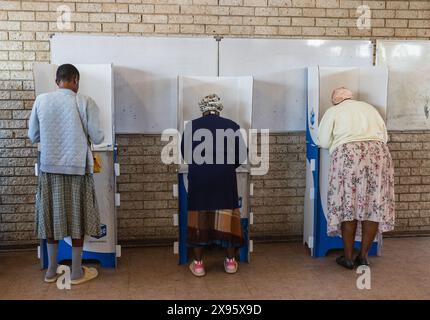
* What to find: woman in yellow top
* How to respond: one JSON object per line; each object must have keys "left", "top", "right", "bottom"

{"left": 318, "top": 87, "right": 395, "bottom": 269}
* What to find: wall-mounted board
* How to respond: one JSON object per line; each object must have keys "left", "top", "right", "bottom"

{"left": 219, "top": 39, "right": 373, "bottom": 132}
{"left": 51, "top": 35, "right": 218, "bottom": 134}
{"left": 33, "top": 63, "right": 114, "bottom": 151}
{"left": 376, "top": 40, "right": 430, "bottom": 131}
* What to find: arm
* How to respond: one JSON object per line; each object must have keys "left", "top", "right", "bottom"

{"left": 317, "top": 108, "right": 335, "bottom": 149}
{"left": 86, "top": 97, "right": 105, "bottom": 145}
{"left": 28, "top": 97, "right": 40, "bottom": 144}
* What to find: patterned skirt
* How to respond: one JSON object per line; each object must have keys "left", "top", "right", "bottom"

{"left": 187, "top": 209, "right": 244, "bottom": 248}
{"left": 35, "top": 172, "right": 101, "bottom": 240}
{"left": 327, "top": 141, "right": 395, "bottom": 237}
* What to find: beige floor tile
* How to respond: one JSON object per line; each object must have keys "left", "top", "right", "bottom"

{"left": 1, "top": 237, "right": 430, "bottom": 300}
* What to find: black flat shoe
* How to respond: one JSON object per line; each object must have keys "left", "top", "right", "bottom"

{"left": 336, "top": 256, "right": 354, "bottom": 270}
{"left": 354, "top": 255, "right": 370, "bottom": 267}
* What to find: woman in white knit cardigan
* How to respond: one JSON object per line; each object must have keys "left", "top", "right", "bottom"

{"left": 28, "top": 64, "right": 104, "bottom": 284}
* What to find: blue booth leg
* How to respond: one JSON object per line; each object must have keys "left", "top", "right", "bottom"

{"left": 239, "top": 218, "right": 249, "bottom": 263}
{"left": 178, "top": 173, "right": 189, "bottom": 265}
{"left": 40, "top": 239, "right": 49, "bottom": 269}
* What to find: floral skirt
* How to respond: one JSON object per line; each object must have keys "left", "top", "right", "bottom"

{"left": 36, "top": 172, "right": 101, "bottom": 240}
{"left": 187, "top": 209, "right": 244, "bottom": 248}
{"left": 327, "top": 141, "right": 395, "bottom": 237}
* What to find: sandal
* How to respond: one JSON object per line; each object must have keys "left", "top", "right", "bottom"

{"left": 336, "top": 256, "right": 354, "bottom": 270}
{"left": 44, "top": 264, "right": 66, "bottom": 283}
{"left": 354, "top": 255, "right": 370, "bottom": 267}
{"left": 44, "top": 273, "right": 60, "bottom": 283}
{"left": 70, "top": 266, "right": 99, "bottom": 285}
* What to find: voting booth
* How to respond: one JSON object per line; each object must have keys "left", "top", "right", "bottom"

{"left": 175, "top": 76, "right": 254, "bottom": 264}
{"left": 33, "top": 63, "right": 120, "bottom": 268}
{"left": 304, "top": 66, "right": 388, "bottom": 257}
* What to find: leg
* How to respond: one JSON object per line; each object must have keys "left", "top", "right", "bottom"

{"left": 72, "top": 238, "right": 84, "bottom": 247}
{"left": 226, "top": 247, "right": 236, "bottom": 260}
{"left": 71, "top": 238, "right": 84, "bottom": 280}
{"left": 193, "top": 246, "right": 203, "bottom": 261}
{"left": 70, "top": 237, "right": 99, "bottom": 284}
{"left": 359, "top": 221, "right": 379, "bottom": 260}
{"left": 45, "top": 238, "right": 59, "bottom": 281}
{"left": 341, "top": 220, "right": 358, "bottom": 260}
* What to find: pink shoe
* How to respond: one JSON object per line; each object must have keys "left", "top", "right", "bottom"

{"left": 224, "top": 258, "right": 238, "bottom": 274}
{"left": 189, "top": 260, "right": 206, "bottom": 277}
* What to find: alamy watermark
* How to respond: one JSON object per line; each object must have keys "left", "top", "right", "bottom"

{"left": 56, "top": 265, "right": 71, "bottom": 290}
{"left": 54, "top": 4, "right": 371, "bottom": 33}
{"left": 160, "top": 126, "right": 270, "bottom": 176}
{"left": 56, "top": 5, "right": 72, "bottom": 31}
{"left": 356, "top": 265, "right": 371, "bottom": 290}
{"left": 356, "top": 5, "right": 372, "bottom": 30}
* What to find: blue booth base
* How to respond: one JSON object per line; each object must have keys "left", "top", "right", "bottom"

{"left": 40, "top": 239, "right": 116, "bottom": 269}
{"left": 313, "top": 236, "right": 378, "bottom": 258}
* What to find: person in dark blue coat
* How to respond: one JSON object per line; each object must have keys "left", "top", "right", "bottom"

{"left": 181, "top": 94, "right": 247, "bottom": 277}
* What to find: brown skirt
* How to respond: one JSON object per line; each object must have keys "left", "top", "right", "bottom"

{"left": 187, "top": 209, "right": 244, "bottom": 248}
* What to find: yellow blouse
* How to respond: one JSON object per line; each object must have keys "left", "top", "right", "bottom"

{"left": 317, "top": 99, "right": 388, "bottom": 154}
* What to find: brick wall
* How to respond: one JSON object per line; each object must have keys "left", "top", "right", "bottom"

{"left": 116, "top": 135, "right": 178, "bottom": 243}
{"left": 1, "top": 0, "right": 430, "bottom": 247}
{"left": 116, "top": 133, "right": 308, "bottom": 243}
{"left": 388, "top": 132, "right": 430, "bottom": 233}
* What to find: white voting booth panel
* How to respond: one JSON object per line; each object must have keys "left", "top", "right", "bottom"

{"left": 33, "top": 63, "right": 114, "bottom": 151}
{"left": 219, "top": 39, "right": 373, "bottom": 132}
{"left": 176, "top": 76, "right": 253, "bottom": 264}
{"left": 376, "top": 40, "right": 430, "bottom": 130}
{"left": 33, "top": 63, "right": 119, "bottom": 268}
{"left": 305, "top": 66, "right": 388, "bottom": 257}
{"left": 51, "top": 35, "right": 218, "bottom": 133}
{"left": 50, "top": 36, "right": 375, "bottom": 134}
{"left": 178, "top": 76, "right": 253, "bottom": 131}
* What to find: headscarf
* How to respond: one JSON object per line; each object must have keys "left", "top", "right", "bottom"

{"left": 331, "top": 87, "right": 353, "bottom": 105}
{"left": 199, "top": 94, "right": 223, "bottom": 114}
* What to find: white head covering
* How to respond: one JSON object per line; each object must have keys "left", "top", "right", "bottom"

{"left": 199, "top": 94, "right": 223, "bottom": 113}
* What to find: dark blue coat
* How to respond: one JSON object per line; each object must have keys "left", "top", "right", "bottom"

{"left": 181, "top": 114, "right": 247, "bottom": 211}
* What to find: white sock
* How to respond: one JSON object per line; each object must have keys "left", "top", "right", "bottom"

{"left": 45, "top": 243, "right": 58, "bottom": 279}
{"left": 71, "top": 246, "right": 84, "bottom": 280}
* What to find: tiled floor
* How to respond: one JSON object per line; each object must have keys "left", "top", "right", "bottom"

{"left": 0, "top": 237, "right": 429, "bottom": 300}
